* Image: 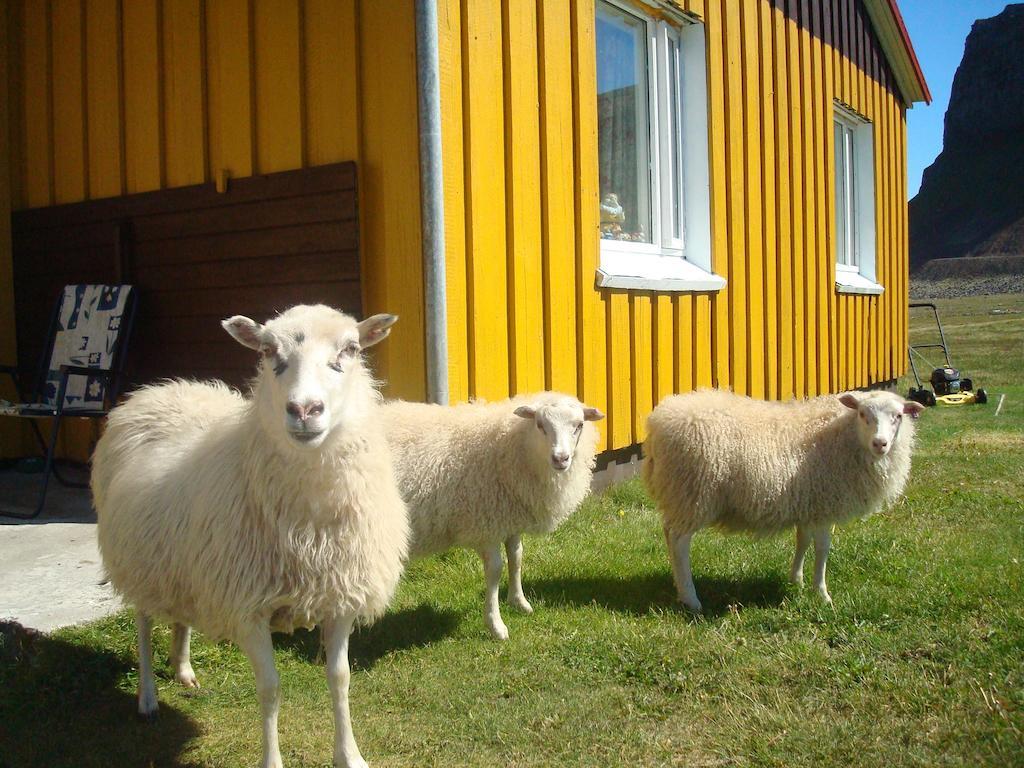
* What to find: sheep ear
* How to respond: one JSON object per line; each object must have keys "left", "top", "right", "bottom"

{"left": 838, "top": 393, "right": 860, "bottom": 410}
{"left": 903, "top": 400, "right": 925, "bottom": 419}
{"left": 514, "top": 405, "right": 537, "bottom": 420}
{"left": 223, "top": 316, "right": 277, "bottom": 355}
{"left": 583, "top": 407, "right": 605, "bottom": 422}
{"left": 357, "top": 314, "right": 398, "bottom": 349}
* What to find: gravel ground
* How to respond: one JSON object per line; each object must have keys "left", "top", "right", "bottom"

{"left": 910, "top": 274, "right": 1024, "bottom": 299}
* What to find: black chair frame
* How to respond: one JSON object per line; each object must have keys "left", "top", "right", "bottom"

{"left": 0, "top": 287, "right": 137, "bottom": 520}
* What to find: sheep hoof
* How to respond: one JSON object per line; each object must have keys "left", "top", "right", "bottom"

{"left": 136, "top": 707, "right": 159, "bottom": 723}
{"left": 487, "top": 622, "right": 510, "bottom": 641}
{"left": 508, "top": 596, "right": 533, "bottom": 614}
{"left": 137, "top": 689, "right": 159, "bottom": 721}
{"left": 334, "top": 755, "right": 368, "bottom": 768}
{"left": 817, "top": 589, "right": 833, "bottom": 605}
{"left": 789, "top": 572, "right": 804, "bottom": 587}
{"left": 175, "top": 667, "right": 200, "bottom": 689}
{"left": 681, "top": 599, "right": 703, "bottom": 614}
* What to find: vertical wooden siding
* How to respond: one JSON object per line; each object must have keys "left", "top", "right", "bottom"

{"left": 6, "top": 0, "right": 912, "bottom": 458}
{"left": 439, "top": 0, "right": 909, "bottom": 452}
{"left": 6, "top": 0, "right": 425, "bottom": 404}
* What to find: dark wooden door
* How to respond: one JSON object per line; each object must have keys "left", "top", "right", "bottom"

{"left": 11, "top": 162, "right": 359, "bottom": 390}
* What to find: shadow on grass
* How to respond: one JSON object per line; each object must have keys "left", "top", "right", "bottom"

{"left": 527, "top": 571, "right": 789, "bottom": 618}
{"left": 274, "top": 604, "right": 462, "bottom": 669}
{"left": 0, "top": 621, "right": 201, "bottom": 768}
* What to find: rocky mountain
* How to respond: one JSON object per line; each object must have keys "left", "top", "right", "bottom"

{"left": 909, "top": 4, "right": 1024, "bottom": 272}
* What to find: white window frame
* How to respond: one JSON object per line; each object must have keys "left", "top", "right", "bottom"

{"left": 833, "top": 102, "right": 882, "bottom": 295}
{"left": 595, "top": 0, "right": 722, "bottom": 293}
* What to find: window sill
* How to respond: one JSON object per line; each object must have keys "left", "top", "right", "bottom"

{"left": 835, "top": 271, "right": 884, "bottom": 295}
{"left": 596, "top": 265, "right": 726, "bottom": 293}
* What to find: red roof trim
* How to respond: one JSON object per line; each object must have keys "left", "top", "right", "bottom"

{"left": 885, "top": 0, "right": 932, "bottom": 103}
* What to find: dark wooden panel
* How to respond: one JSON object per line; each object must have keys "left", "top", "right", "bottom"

{"left": 133, "top": 365, "right": 255, "bottom": 390}
{"left": 132, "top": 191, "right": 357, "bottom": 242}
{"left": 11, "top": 161, "right": 361, "bottom": 390}
{"left": 14, "top": 246, "right": 118, "bottom": 278}
{"left": 12, "top": 221, "right": 118, "bottom": 252}
{"left": 141, "top": 281, "right": 362, "bottom": 319}
{"left": 13, "top": 163, "right": 356, "bottom": 230}
{"left": 136, "top": 250, "right": 359, "bottom": 290}
{"left": 131, "top": 221, "right": 358, "bottom": 267}
{"left": 133, "top": 315, "right": 230, "bottom": 345}
{"left": 133, "top": 341, "right": 259, "bottom": 374}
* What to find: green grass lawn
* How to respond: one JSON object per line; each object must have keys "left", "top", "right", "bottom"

{"left": 2, "top": 294, "right": 1022, "bottom": 767}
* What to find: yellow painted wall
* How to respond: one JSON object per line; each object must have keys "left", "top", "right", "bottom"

{"left": 439, "top": 0, "right": 910, "bottom": 451}
{"left": 3, "top": 0, "right": 425, "bottom": 459}
{"left": 4, "top": 0, "right": 912, "bottom": 461}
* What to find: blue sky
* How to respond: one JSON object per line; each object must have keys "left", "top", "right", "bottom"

{"left": 901, "top": 0, "right": 1010, "bottom": 199}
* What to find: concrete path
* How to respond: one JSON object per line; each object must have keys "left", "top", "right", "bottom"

{"left": 0, "top": 468, "right": 122, "bottom": 632}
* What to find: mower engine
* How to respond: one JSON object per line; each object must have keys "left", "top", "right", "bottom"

{"left": 930, "top": 367, "right": 971, "bottom": 396}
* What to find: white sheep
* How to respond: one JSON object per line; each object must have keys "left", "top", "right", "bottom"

{"left": 91, "top": 304, "right": 408, "bottom": 768}
{"left": 381, "top": 392, "right": 604, "bottom": 639}
{"left": 642, "top": 389, "right": 924, "bottom": 612}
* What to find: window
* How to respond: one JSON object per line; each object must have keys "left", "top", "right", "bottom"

{"left": 833, "top": 103, "right": 882, "bottom": 295}
{"left": 595, "top": 0, "right": 721, "bottom": 292}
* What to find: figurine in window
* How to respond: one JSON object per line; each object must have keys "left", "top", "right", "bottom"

{"left": 600, "top": 193, "right": 625, "bottom": 224}
{"left": 601, "top": 222, "right": 623, "bottom": 239}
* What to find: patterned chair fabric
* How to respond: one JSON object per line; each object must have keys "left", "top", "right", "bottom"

{"left": 0, "top": 284, "right": 134, "bottom": 518}
{"left": 42, "top": 285, "right": 132, "bottom": 411}
{"left": 0, "top": 284, "right": 133, "bottom": 417}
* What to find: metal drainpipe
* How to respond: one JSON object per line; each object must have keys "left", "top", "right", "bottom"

{"left": 415, "top": 0, "right": 449, "bottom": 405}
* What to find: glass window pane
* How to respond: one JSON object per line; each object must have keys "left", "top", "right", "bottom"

{"left": 669, "top": 35, "right": 683, "bottom": 241}
{"left": 846, "top": 128, "right": 858, "bottom": 267}
{"left": 597, "top": 2, "right": 652, "bottom": 244}
{"left": 834, "top": 120, "right": 847, "bottom": 266}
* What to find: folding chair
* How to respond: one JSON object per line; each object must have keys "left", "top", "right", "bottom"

{"left": 0, "top": 284, "right": 137, "bottom": 519}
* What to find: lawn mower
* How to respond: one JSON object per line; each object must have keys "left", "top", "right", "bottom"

{"left": 907, "top": 302, "right": 987, "bottom": 407}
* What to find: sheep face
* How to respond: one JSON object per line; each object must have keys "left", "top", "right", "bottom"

{"left": 223, "top": 305, "right": 397, "bottom": 449}
{"left": 515, "top": 398, "right": 604, "bottom": 472}
{"left": 839, "top": 391, "right": 924, "bottom": 459}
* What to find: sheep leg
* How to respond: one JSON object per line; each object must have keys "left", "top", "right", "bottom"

{"left": 236, "top": 625, "right": 283, "bottom": 768}
{"left": 478, "top": 544, "right": 510, "bottom": 640}
{"left": 323, "top": 614, "right": 368, "bottom": 768}
{"left": 812, "top": 526, "right": 834, "bottom": 605}
{"left": 663, "top": 525, "right": 680, "bottom": 586}
{"left": 666, "top": 529, "right": 702, "bottom": 613}
{"left": 170, "top": 623, "right": 200, "bottom": 688}
{"left": 136, "top": 611, "right": 159, "bottom": 719}
{"left": 505, "top": 535, "right": 533, "bottom": 614}
{"left": 790, "top": 525, "right": 812, "bottom": 586}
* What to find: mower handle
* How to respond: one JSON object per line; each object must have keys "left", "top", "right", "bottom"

{"left": 907, "top": 302, "right": 952, "bottom": 369}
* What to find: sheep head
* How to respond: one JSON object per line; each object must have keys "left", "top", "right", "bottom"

{"left": 223, "top": 305, "right": 397, "bottom": 450}
{"left": 839, "top": 390, "right": 924, "bottom": 459}
{"left": 514, "top": 395, "right": 604, "bottom": 472}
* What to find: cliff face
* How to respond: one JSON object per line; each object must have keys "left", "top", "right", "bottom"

{"left": 909, "top": 4, "right": 1024, "bottom": 270}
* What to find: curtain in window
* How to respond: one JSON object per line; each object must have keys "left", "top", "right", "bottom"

{"left": 597, "top": 3, "right": 652, "bottom": 244}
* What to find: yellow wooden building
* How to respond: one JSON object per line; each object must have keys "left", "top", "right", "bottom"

{"left": 0, "top": 0, "right": 929, "bottom": 461}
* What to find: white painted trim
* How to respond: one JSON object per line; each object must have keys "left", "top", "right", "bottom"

{"left": 860, "top": 0, "right": 929, "bottom": 106}
{"left": 679, "top": 20, "right": 712, "bottom": 273}
{"left": 855, "top": 121, "right": 876, "bottom": 279}
{"left": 835, "top": 271, "right": 884, "bottom": 295}
{"left": 647, "top": 0, "right": 696, "bottom": 25}
{"left": 596, "top": 3, "right": 714, "bottom": 291}
{"left": 596, "top": 267, "right": 726, "bottom": 293}
{"left": 833, "top": 102, "right": 878, "bottom": 287}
